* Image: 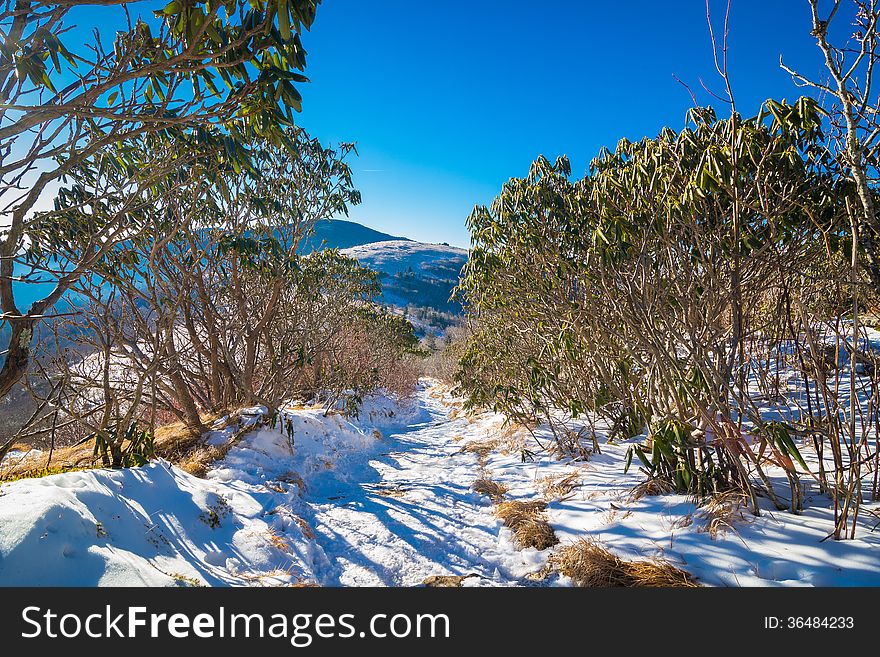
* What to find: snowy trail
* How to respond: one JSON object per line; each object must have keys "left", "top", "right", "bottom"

{"left": 4, "top": 379, "right": 880, "bottom": 587}
{"left": 296, "top": 389, "right": 537, "bottom": 586}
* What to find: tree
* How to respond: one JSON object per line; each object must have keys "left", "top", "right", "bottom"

{"left": 0, "top": 0, "right": 321, "bottom": 401}
{"left": 781, "top": 0, "right": 880, "bottom": 290}
{"left": 457, "top": 99, "right": 862, "bottom": 525}
{"left": 27, "top": 123, "right": 419, "bottom": 453}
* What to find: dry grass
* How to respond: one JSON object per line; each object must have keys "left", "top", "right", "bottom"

{"left": 0, "top": 443, "right": 97, "bottom": 479}
{"left": 513, "top": 518, "right": 559, "bottom": 551}
{"left": 421, "top": 573, "right": 480, "bottom": 587}
{"left": 628, "top": 476, "right": 676, "bottom": 502}
{"left": 472, "top": 477, "right": 509, "bottom": 502}
{"left": 267, "top": 530, "right": 290, "bottom": 552}
{"left": 548, "top": 427, "right": 596, "bottom": 462}
{"left": 459, "top": 438, "right": 499, "bottom": 465}
{"left": 177, "top": 445, "right": 224, "bottom": 477}
{"left": 552, "top": 539, "right": 699, "bottom": 587}
{"left": 1, "top": 411, "right": 224, "bottom": 481}
{"left": 496, "top": 423, "right": 527, "bottom": 455}
{"left": 539, "top": 472, "right": 581, "bottom": 500}
{"left": 294, "top": 516, "right": 316, "bottom": 540}
{"left": 495, "top": 499, "right": 547, "bottom": 518}
{"left": 152, "top": 410, "right": 226, "bottom": 463}
{"left": 494, "top": 500, "right": 559, "bottom": 550}
{"left": 277, "top": 471, "right": 307, "bottom": 493}
{"left": 698, "top": 489, "right": 750, "bottom": 539}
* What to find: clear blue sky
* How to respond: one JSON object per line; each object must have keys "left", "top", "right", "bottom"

{"left": 63, "top": 2, "right": 833, "bottom": 247}
{"left": 294, "top": 0, "right": 828, "bottom": 247}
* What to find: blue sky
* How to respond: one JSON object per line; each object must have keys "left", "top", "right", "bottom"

{"left": 293, "top": 1, "right": 829, "bottom": 247}
{"left": 60, "top": 2, "right": 834, "bottom": 248}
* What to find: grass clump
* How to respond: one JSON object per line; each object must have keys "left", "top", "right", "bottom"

{"left": 698, "top": 489, "right": 750, "bottom": 539}
{"left": 494, "top": 500, "right": 559, "bottom": 550}
{"left": 552, "top": 539, "right": 699, "bottom": 587}
{"left": 539, "top": 472, "right": 581, "bottom": 500}
{"left": 472, "top": 477, "right": 508, "bottom": 502}
{"left": 459, "top": 438, "right": 499, "bottom": 463}
{"left": 628, "top": 476, "right": 676, "bottom": 502}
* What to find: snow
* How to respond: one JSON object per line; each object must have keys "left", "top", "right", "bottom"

{"left": 0, "top": 461, "right": 289, "bottom": 586}
{"left": 491, "top": 436, "right": 880, "bottom": 587}
{"left": 1, "top": 379, "right": 879, "bottom": 587}
{"left": 341, "top": 240, "right": 466, "bottom": 281}
{"left": 340, "top": 239, "right": 467, "bottom": 332}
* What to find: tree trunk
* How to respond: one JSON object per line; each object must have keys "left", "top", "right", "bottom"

{"left": 0, "top": 319, "right": 36, "bottom": 400}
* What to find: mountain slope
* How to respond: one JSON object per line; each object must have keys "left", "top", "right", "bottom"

{"left": 341, "top": 240, "right": 467, "bottom": 315}
{"left": 299, "top": 219, "right": 408, "bottom": 252}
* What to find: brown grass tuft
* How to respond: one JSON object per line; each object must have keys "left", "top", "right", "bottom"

{"left": 628, "top": 476, "right": 676, "bottom": 502}
{"left": 1, "top": 411, "right": 224, "bottom": 481}
{"left": 267, "top": 530, "right": 290, "bottom": 552}
{"left": 152, "top": 410, "right": 225, "bottom": 462}
{"left": 0, "top": 443, "right": 98, "bottom": 479}
{"left": 176, "top": 439, "right": 242, "bottom": 477}
{"left": 552, "top": 539, "right": 699, "bottom": 587}
{"left": 513, "top": 518, "right": 559, "bottom": 550}
{"left": 459, "top": 438, "right": 500, "bottom": 465}
{"left": 472, "top": 477, "right": 509, "bottom": 502}
{"left": 698, "top": 489, "right": 750, "bottom": 539}
{"left": 494, "top": 500, "right": 558, "bottom": 550}
{"left": 539, "top": 472, "right": 581, "bottom": 500}
{"left": 495, "top": 499, "right": 547, "bottom": 519}
{"left": 422, "top": 573, "right": 480, "bottom": 587}
{"left": 163, "top": 410, "right": 257, "bottom": 478}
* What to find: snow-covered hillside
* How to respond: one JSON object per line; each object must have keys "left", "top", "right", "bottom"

{"left": 342, "top": 240, "right": 467, "bottom": 279}
{"left": 2, "top": 379, "right": 878, "bottom": 587}
{"left": 342, "top": 240, "right": 467, "bottom": 318}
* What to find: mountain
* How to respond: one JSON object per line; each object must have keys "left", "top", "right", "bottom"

{"left": 299, "top": 219, "right": 408, "bottom": 252}
{"left": 303, "top": 222, "right": 468, "bottom": 331}
{"left": 341, "top": 240, "right": 468, "bottom": 333}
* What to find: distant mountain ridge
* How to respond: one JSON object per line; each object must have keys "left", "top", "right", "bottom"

{"left": 302, "top": 220, "right": 467, "bottom": 324}
{"left": 299, "top": 219, "right": 409, "bottom": 252}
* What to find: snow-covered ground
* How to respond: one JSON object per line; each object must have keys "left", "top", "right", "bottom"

{"left": 1, "top": 379, "right": 878, "bottom": 586}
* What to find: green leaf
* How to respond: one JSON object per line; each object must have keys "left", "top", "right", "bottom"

{"left": 161, "top": 0, "right": 182, "bottom": 15}
{"left": 277, "top": 1, "right": 291, "bottom": 41}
